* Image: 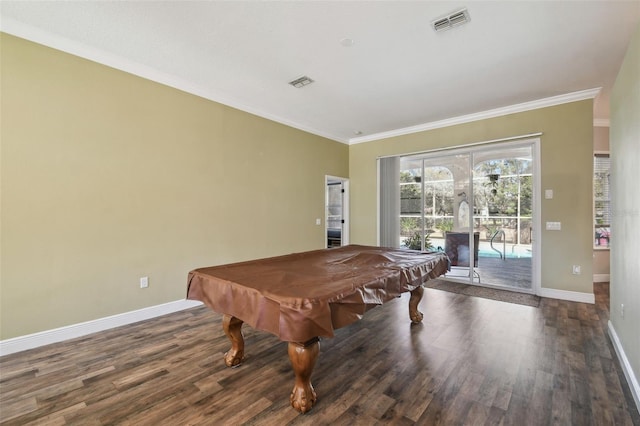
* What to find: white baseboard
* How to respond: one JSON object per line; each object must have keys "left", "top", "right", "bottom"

{"left": 608, "top": 321, "right": 640, "bottom": 414}
{"left": 593, "top": 274, "right": 610, "bottom": 283}
{"left": 539, "top": 287, "right": 595, "bottom": 304}
{"left": 0, "top": 299, "right": 203, "bottom": 357}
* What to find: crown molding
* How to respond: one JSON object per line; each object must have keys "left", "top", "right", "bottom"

{"left": 1, "top": 19, "right": 599, "bottom": 146}
{"left": 349, "top": 88, "right": 602, "bottom": 145}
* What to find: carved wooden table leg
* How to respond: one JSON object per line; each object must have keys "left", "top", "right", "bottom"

{"left": 288, "top": 338, "right": 320, "bottom": 413}
{"left": 409, "top": 286, "right": 424, "bottom": 323}
{"left": 222, "top": 314, "right": 245, "bottom": 367}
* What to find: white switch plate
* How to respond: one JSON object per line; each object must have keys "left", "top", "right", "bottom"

{"left": 545, "top": 189, "right": 553, "bottom": 199}
{"left": 546, "top": 221, "right": 561, "bottom": 231}
{"left": 140, "top": 276, "right": 149, "bottom": 288}
{"left": 315, "top": 218, "right": 321, "bottom": 225}
{"left": 572, "top": 265, "right": 581, "bottom": 275}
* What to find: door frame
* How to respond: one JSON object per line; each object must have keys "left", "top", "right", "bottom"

{"left": 325, "top": 175, "right": 350, "bottom": 248}
{"left": 388, "top": 137, "right": 541, "bottom": 295}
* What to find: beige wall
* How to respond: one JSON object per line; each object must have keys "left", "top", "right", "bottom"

{"left": 349, "top": 101, "right": 595, "bottom": 295}
{"left": 610, "top": 23, "right": 640, "bottom": 404}
{"left": 593, "top": 126, "right": 610, "bottom": 279}
{"left": 0, "top": 34, "right": 349, "bottom": 340}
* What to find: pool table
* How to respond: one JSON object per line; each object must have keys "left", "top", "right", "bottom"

{"left": 187, "top": 245, "right": 449, "bottom": 413}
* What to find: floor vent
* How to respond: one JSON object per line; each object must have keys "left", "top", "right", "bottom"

{"left": 432, "top": 8, "right": 470, "bottom": 33}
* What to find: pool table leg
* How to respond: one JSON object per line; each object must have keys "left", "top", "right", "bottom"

{"left": 288, "top": 337, "right": 320, "bottom": 413}
{"left": 222, "top": 314, "right": 245, "bottom": 367}
{"left": 409, "top": 286, "right": 424, "bottom": 323}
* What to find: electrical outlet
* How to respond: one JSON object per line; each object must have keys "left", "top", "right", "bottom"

{"left": 140, "top": 276, "right": 149, "bottom": 288}
{"left": 571, "top": 265, "right": 581, "bottom": 275}
{"left": 546, "top": 221, "right": 561, "bottom": 231}
{"left": 621, "top": 304, "right": 624, "bottom": 319}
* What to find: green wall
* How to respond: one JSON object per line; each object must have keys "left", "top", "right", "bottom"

{"left": 349, "top": 101, "right": 594, "bottom": 295}
{"left": 0, "top": 34, "right": 349, "bottom": 339}
{"left": 610, "top": 23, "right": 640, "bottom": 404}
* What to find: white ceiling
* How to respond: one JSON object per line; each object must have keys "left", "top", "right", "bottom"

{"left": 1, "top": 1, "right": 639, "bottom": 144}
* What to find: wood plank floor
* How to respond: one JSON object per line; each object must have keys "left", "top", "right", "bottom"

{"left": 1, "top": 283, "right": 638, "bottom": 425}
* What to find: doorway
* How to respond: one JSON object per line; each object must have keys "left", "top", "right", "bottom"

{"left": 325, "top": 176, "right": 349, "bottom": 248}
{"left": 398, "top": 139, "right": 539, "bottom": 294}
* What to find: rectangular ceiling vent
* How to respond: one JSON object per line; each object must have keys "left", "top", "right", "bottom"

{"left": 432, "top": 8, "right": 470, "bottom": 33}
{"left": 289, "top": 76, "right": 314, "bottom": 88}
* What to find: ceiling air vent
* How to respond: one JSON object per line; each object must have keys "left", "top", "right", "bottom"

{"left": 432, "top": 8, "right": 470, "bottom": 33}
{"left": 288, "top": 76, "right": 314, "bottom": 88}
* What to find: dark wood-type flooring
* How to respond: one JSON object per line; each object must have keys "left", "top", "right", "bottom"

{"left": 1, "top": 282, "right": 638, "bottom": 425}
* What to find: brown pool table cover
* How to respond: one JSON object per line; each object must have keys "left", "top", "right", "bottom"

{"left": 187, "top": 245, "right": 449, "bottom": 342}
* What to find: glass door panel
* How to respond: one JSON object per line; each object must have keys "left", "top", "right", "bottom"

{"left": 471, "top": 144, "right": 533, "bottom": 290}
{"left": 401, "top": 154, "right": 475, "bottom": 283}
{"left": 399, "top": 158, "right": 424, "bottom": 250}
{"left": 425, "top": 154, "right": 474, "bottom": 284}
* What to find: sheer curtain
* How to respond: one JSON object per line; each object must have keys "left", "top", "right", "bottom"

{"left": 378, "top": 156, "right": 400, "bottom": 247}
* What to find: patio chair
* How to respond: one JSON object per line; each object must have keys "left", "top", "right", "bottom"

{"left": 444, "top": 231, "right": 480, "bottom": 282}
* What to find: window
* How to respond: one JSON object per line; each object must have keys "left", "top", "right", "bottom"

{"left": 594, "top": 154, "right": 610, "bottom": 248}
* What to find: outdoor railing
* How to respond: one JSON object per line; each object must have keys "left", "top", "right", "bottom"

{"left": 490, "top": 229, "right": 506, "bottom": 260}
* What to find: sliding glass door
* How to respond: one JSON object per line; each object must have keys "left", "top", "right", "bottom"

{"left": 394, "top": 140, "right": 536, "bottom": 293}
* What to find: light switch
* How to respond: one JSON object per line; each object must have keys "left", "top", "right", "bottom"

{"left": 315, "top": 218, "right": 321, "bottom": 225}
{"left": 545, "top": 189, "right": 553, "bottom": 199}
{"left": 546, "top": 221, "right": 561, "bottom": 231}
